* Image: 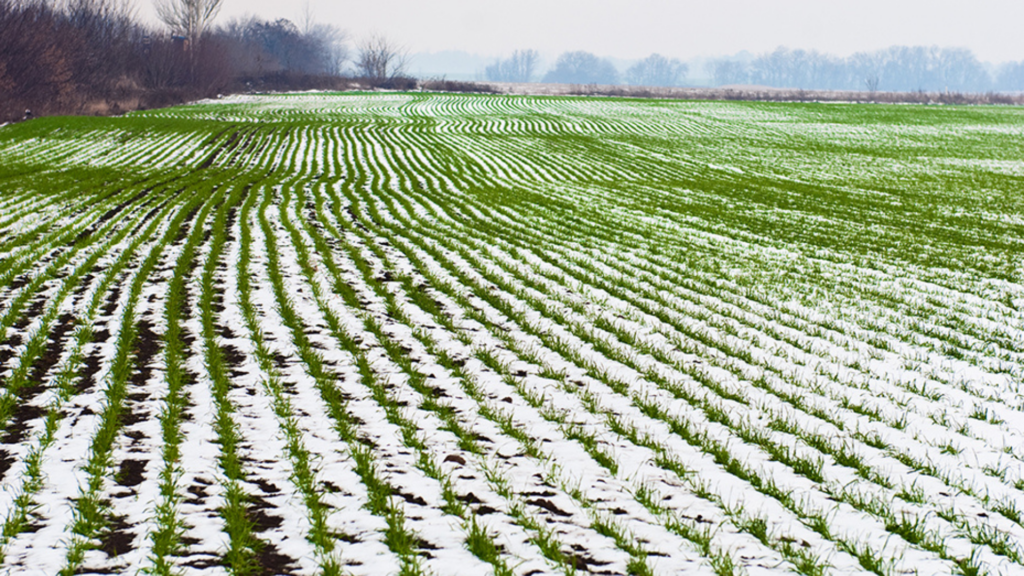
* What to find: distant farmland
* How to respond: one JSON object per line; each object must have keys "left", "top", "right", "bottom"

{"left": 0, "top": 93, "right": 1022, "bottom": 576}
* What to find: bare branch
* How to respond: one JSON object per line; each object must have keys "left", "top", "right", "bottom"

{"left": 153, "top": 0, "right": 222, "bottom": 43}
{"left": 355, "top": 33, "right": 407, "bottom": 81}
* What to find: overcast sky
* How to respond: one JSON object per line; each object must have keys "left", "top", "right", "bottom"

{"left": 138, "top": 0, "right": 1024, "bottom": 63}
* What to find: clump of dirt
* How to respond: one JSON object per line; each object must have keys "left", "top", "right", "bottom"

{"left": 117, "top": 319, "right": 160, "bottom": 428}
{"left": 76, "top": 349, "right": 104, "bottom": 393}
{"left": 393, "top": 489, "right": 427, "bottom": 506}
{"left": 562, "top": 547, "right": 609, "bottom": 573}
{"left": 254, "top": 543, "right": 299, "bottom": 576}
{"left": 101, "top": 285, "right": 122, "bottom": 317}
{"left": 184, "top": 483, "right": 209, "bottom": 506}
{"left": 251, "top": 478, "right": 279, "bottom": 494}
{"left": 115, "top": 459, "right": 147, "bottom": 487}
{"left": 129, "top": 320, "right": 160, "bottom": 387}
{"left": 28, "top": 313, "right": 76, "bottom": 383}
{"left": 12, "top": 297, "right": 46, "bottom": 331}
{"left": 220, "top": 344, "right": 245, "bottom": 368}
{"left": 2, "top": 404, "right": 45, "bottom": 446}
{"left": 98, "top": 513, "right": 135, "bottom": 557}
{"left": 248, "top": 503, "right": 284, "bottom": 533}
{"left": 526, "top": 498, "right": 572, "bottom": 517}
{"left": 0, "top": 449, "right": 15, "bottom": 480}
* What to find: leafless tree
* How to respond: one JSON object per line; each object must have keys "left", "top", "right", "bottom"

{"left": 710, "top": 59, "right": 749, "bottom": 86}
{"left": 542, "top": 51, "right": 619, "bottom": 85}
{"left": 154, "top": 0, "right": 223, "bottom": 44}
{"left": 996, "top": 61, "right": 1024, "bottom": 91}
{"left": 355, "top": 33, "right": 407, "bottom": 81}
{"left": 297, "top": 2, "right": 348, "bottom": 75}
{"left": 298, "top": 0, "right": 315, "bottom": 35}
{"left": 311, "top": 24, "right": 348, "bottom": 75}
{"left": 485, "top": 49, "right": 539, "bottom": 83}
{"left": 625, "top": 54, "right": 687, "bottom": 87}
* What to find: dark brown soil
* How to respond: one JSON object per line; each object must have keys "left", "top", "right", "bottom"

{"left": 0, "top": 313, "right": 80, "bottom": 450}
{"left": 197, "top": 129, "right": 240, "bottom": 171}
{"left": 254, "top": 543, "right": 298, "bottom": 576}
{"left": 114, "top": 459, "right": 147, "bottom": 487}
{"left": 220, "top": 345, "right": 245, "bottom": 368}
{"left": 74, "top": 274, "right": 94, "bottom": 295}
{"left": 0, "top": 449, "right": 15, "bottom": 479}
{"left": 128, "top": 319, "right": 160, "bottom": 389}
{"left": 562, "top": 547, "right": 609, "bottom": 573}
{"left": 184, "top": 482, "right": 209, "bottom": 506}
{"left": 98, "top": 513, "right": 135, "bottom": 557}
{"left": 118, "top": 319, "right": 159, "bottom": 428}
{"left": 173, "top": 205, "right": 202, "bottom": 245}
{"left": 2, "top": 403, "right": 45, "bottom": 447}
{"left": 0, "top": 346, "right": 16, "bottom": 369}
{"left": 526, "top": 498, "right": 573, "bottom": 517}
{"left": 101, "top": 285, "right": 122, "bottom": 317}
{"left": 28, "top": 313, "right": 76, "bottom": 382}
{"left": 76, "top": 347, "right": 104, "bottom": 394}
{"left": 96, "top": 189, "right": 144, "bottom": 228}
{"left": 457, "top": 492, "right": 483, "bottom": 505}
{"left": 393, "top": 489, "right": 427, "bottom": 506}
{"left": 248, "top": 496, "right": 284, "bottom": 532}
{"left": 251, "top": 478, "right": 279, "bottom": 494}
{"left": 12, "top": 297, "right": 46, "bottom": 331}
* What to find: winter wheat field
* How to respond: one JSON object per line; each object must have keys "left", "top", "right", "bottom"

{"left": 0, "top": 93, "right": 1022, "bottom": 576}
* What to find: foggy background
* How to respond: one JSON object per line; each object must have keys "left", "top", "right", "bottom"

{"left": 135, "top": 0, "right": 1024, "bottom": 85}
{"left": 6, "top": 0, "right": 1024, "bottom": 122}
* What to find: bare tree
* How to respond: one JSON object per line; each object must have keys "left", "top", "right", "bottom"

{"left": 996, "top": 61, "right": 1024, "bottom": 91}
{"left": 542, "top": 51, "right": 619, "bottom": 85}
{"left": 295, "top": 2, "right": 348, "bottom": 75}
{"left": 625, "top": 54, "right": 687, "bottom": 87}
{"left": 485, "top": 49, "right": 540, "bottom": 83}
{"left": 309, "top": 24, "right": 348, "bottom": 75}
{"left": 710, "top": 59, "right": 749, "bottom": 86}
{"left": 298, "top": 0, "right": 315, "bottom": 35}
{"left": 154, "top": 0, "right": 223, "bottom": 44}
{"left": 355, "top": 33, "right": 407, "bottom": 81}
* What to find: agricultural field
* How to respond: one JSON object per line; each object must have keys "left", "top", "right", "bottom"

{"left": 0, "top": 93, "right": 1022, "bottom": 576}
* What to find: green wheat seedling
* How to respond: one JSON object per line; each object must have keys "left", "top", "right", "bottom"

{"left": 62, "top": 186, "right": 212, "bottom": 576}
{"left": 0, "top": 194, "right": 177, "bottom": 562}
{"left": 301, "top": 180, "right": 675, "bottom": 574}
{"left": 148, "top": 180, "right": 247, "bottom": 574}
{"left": 335, "top": 188, "right": 766, "bottom": 572}
{"left": 2, "top": 94, "right": 1023, "bottom": 576}
{"left": 379, "top": 184, "right": 1024, "bottom": 567}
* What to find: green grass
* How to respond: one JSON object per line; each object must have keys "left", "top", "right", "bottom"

{"left": 0, "top": 93, "right": 1022, "bottom": 576}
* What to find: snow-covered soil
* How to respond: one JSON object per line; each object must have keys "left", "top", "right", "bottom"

{"left": 0, "top": 93, "right": 1022, "bottom": 576}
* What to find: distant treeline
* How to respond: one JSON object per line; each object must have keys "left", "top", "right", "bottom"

{"left": 488, "top": 46, "right": 1024, "bottom": 93}
{"left": 710, "top": 46, "right": 1024, "bottom": 93}
{"left": 4, "top": 0, "right": 1024, "bottom": 123}
{"left": 0, "top": 0, "right": 358, "bottom": 122}
{"left": 487, "top": 51, "right": 687, "bottom": 87}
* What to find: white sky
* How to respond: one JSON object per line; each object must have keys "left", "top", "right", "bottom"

{"left": 136, "top": 0, "right": 1024, "bottom": 63}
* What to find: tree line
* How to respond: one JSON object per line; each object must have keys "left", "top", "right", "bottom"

{"left": 489, "top": 46, "right": 1024, "bottom": 93}
{"left": 486, "top": 50, "right": 688, "bottom": 87}
{"left": 4, "top": 0, "right": 1024, "bottom": 123}
{"left": 710, "top": 46, "right": 1024, "bottom": 93}
{"left": 0, "top": 0, "right": 413, "bottom": 122}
